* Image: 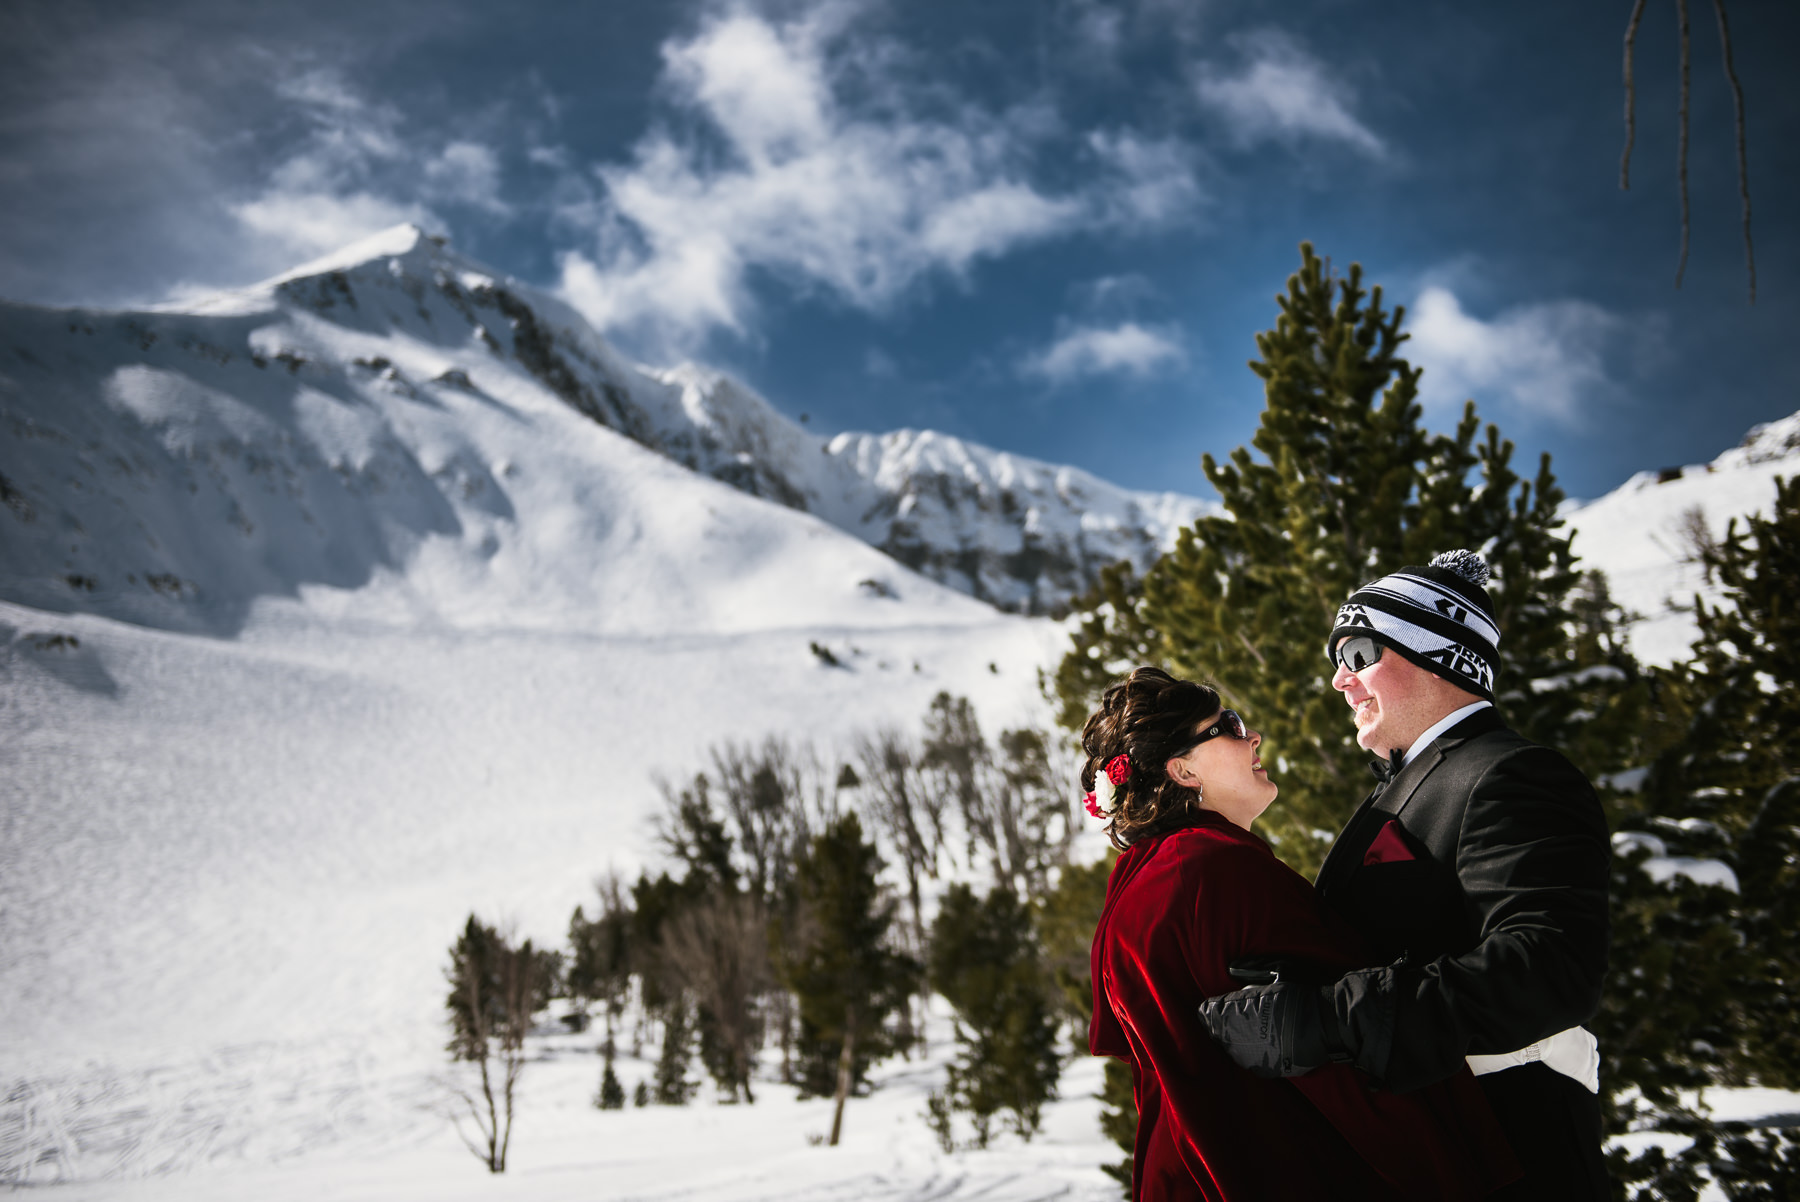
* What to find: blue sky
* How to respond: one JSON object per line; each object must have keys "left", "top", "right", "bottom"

{"left": 3, "top": 0, "right": 1795, "bottom": 502}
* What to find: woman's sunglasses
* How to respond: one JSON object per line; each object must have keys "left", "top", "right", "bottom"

{"left": 1178, "top": 709, "right": 1248, "bottom": 756}
{"left": 1332, "top": 635, "right": 1386, "bottom": 674}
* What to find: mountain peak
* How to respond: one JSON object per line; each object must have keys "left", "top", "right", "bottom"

{"left": 2, "top": 225, "right": 1211, "bottom": 622}
{"left": 277, "top": 222, "right": 441, "bottom": 281}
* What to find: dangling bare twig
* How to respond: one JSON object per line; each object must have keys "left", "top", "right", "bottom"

{"left": 1675, "top": 0, "right": 1691, "bottom": 288}
{"left": 1621, "top": 0, "right": 1648, "bottom": 189}
{"left": 1711, "top": 0, "right": 1756, "bottom": 302}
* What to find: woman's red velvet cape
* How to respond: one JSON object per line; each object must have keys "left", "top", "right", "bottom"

{"left": 1089, "top": 811, "right": 1520, "bottom": 1201}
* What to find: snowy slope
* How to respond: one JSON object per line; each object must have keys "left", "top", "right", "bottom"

{"left": 1564, "top": 409, "right": 1800, "bottom": 666}
{"left": 0, "top": 597, "right": 1067, "bottom": 1185}
{"left": 643, "top": 364, "right": 1211, "bottom": 613}
{"left": 0, "top": 225, "right": 1100, "bottom": 1186}
{"left": 0, "top": 224, "right": 1205, "bottom": 628}
{"left": 0, "top": 225, "right": 1000, "bottom": 637}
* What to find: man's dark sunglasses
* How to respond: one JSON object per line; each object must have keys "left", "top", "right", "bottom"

{"left": 1179, "top": 709, "right": 1248, "bottom": 756}
{"left": 1333, "top": 635, "right": 1385, "bottom": 674}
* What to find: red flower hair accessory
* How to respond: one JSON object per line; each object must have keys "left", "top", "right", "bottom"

{"left": 1084, "top": 754, "right": 1132, "bottom": 817}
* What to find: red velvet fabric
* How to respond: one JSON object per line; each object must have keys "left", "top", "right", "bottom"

{"left": 1090, "top": 812, "right": 1521, "bottom": 1201}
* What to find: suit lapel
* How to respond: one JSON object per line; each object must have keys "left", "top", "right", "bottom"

{"left": 1316, "top": 707, "right": 1508, "bottom": 890}
{"left": 1315, "top": 785, "right": 1382, "bottom": 887}
{"left": 1372, "top": 744, "right": 1444, "bottom": 819}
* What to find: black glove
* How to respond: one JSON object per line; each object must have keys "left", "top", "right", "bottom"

{"left": 1197, "top": 978, "right": 1335, "bottom": 1077}
{"left": 1198, "top": 963, "right": 1397, "bottom": 1081}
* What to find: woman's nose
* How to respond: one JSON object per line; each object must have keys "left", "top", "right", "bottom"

{"left": 1248, "top": 728, "right": 1262, "bottom": 750}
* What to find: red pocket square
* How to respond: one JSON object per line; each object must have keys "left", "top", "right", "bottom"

{"left": 1363, "top": 819, "right": 1418, "bottom": 865}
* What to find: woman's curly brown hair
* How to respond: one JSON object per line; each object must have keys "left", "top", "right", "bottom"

{"left": 1080, "top": 666, "right": 1223, "bottom": 849}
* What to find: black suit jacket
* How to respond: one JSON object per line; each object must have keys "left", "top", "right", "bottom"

{"left": 1315, "top": 707, "right": 1611, "bottom": 1092}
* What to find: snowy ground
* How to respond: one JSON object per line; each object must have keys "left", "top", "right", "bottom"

{"left": 1564, "top": 410, "right": 1800, "bottom": 667}
{"left": 15, "top": 1001, "right": 1122, "bottom": 1202}
{"left": 0, "top": 591, "right": 1072, "bottom": 1189}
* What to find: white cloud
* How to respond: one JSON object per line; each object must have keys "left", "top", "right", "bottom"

{"left": 1021, "top": 322, "right": 1186, "bottom": 384}
{"left": 1087, "top": 130, "right": 1205, "bottom": 226}
{"left": 556, "top": 6, "right": 1204, "bottom": 354}
{"left": 226, "top": 71, "right": 511, "bottom": 263}
{"left": 425, "top": 142, "right": 509, "bottom": 215}
{"left": 1407, "top": 286, "right": 1623, "bottom": 423}
{"left": 232, "top": 189, "right": 430, "bottom": 259}
{"left": 1196, "top": 32, "right": 1384, "bottom": 157}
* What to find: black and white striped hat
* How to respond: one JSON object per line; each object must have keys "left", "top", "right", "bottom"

{"left": 1324, "top": 549, "right": 1500, "bottom": 700}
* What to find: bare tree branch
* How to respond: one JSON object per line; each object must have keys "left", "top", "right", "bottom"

{"left": 1675, "top": 0, "right": 1692, "bottom": 288}
{"left": 1712, "top": 0, "right": 1757, "bottom": 302}
{"left": 1621, "top": 0, "right": 1649, "bottom": 188}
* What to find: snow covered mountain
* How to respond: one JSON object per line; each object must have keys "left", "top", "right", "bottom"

{"left": 643, "top": 363, "right": 1208, "bottom": 614}
{"left": 0, "top": 224, "right": 1206, "bottom": 633}
{"left": 3, "top": 221, "right": 1792, "bottom": 1194}
{"left": 1564, "top": 408, "right": 1800, "bottom": 667}
{"left": 0, "top": 225, "right": 1110, "bottom": 1186}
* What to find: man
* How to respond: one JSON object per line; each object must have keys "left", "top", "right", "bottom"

{"left": 1198, "top": 550, "right": 1612, "bottom": 1200}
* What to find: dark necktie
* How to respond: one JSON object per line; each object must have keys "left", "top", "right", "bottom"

{"left": 1368, "top": 748, "right": 1406, "bottom": 784}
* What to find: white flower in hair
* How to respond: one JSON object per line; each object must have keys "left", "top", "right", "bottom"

{"left": 1094, "top": 771, "right": 1117, "bottom": 811}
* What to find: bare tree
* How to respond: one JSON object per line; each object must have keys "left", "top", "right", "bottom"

{"left": 443, "top": 916, "right": 550, "bottom": 1173}
{"left": 920, "top": 692, "right": 990, "bottom": 877}
{"left": 991, "top": 727, "right": 1083, "bottom": 897}
{"left": 567, "top": 871, "right": 632, "bottom": 1047}
{"left": 662, "top": 891, "right": 775, "bottom": 1102}
{"left": 709, "top": 737, "right": 815, "bottom": 903}
{"left": 855, "top": 728, "right": 940, "bottom": 952}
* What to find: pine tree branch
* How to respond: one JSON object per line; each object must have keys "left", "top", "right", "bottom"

{"left": 1621, "top": 0, "right": 1648, "bottom": 189}
{"left": 1235, "top": 630, "right": 1268, "bottom": 670}
{"left": 1711, "top": 0, "right": 1756, "bottom": 302}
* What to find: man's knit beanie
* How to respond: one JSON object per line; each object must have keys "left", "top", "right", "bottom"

{"left": 1324, "top": 549, "right": 1501, "bottom": 701}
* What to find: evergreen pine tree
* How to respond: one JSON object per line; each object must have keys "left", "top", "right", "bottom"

{"left": 927, "top": 883, "right": 1062, "bottom": 1148}
{"left": 1034, "top": 856, "right": 1135, "bottom": 1191}
{"left": 1602, "top": 477, "right": 1800, "bottom": 1192}
{"left": 776, "top": 812, "right": 919, "bottom": 1145}
{"left": 596, "top": 1052, "right": 626, "bottom": 1110}
{"left": 652, "top": 995, "right": 696, "bottom": 1105}
{"left": 1054, "top": 242, "right": 1633, "bottom": 877}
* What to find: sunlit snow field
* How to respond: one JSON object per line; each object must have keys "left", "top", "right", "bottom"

{"left": 23, "top": 1000, "right": 1118, "bottom": 1202}
{"left": 1, "top": 593, "right": 1076, "bottom": 1188}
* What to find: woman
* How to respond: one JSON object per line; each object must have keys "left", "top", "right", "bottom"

{"left": 1085, "top": 667, "right": 1519, "bottom": 1201}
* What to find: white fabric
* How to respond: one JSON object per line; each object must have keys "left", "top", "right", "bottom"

{"left": 1467, "top": 1026, "right": 1600, "bottom": 1094}
{"left": 1358, "top": 573, "right": 1502, "bottom": 646}
{"left": 1401, "top": 700, "right": 1493, "bottom": 767}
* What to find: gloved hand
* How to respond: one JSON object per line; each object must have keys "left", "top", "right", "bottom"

{"left": 1196, "top": 978, "right": 1335, "bottom": 1077}
{"left": 1198, "top": 963, "right": 1396, "bottom": 1081}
